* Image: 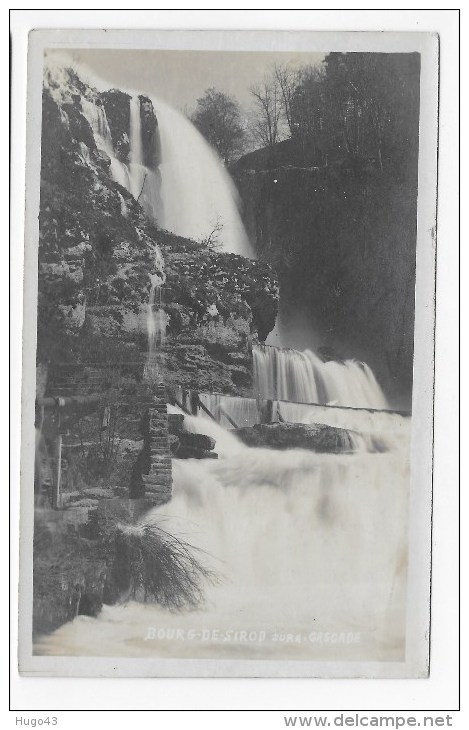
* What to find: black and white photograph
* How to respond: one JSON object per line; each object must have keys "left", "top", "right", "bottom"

{"left": 17, "top": 28, "right": 439, "bottom": 679}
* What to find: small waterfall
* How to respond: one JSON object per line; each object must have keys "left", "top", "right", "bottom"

{"left": 80, "top": 91, "right": 168, "bottom": 382}
{"left": 129, "top": 96, "right": 143, "bottom": 167}
{"left": 198, "top": 393, "right": 261, "bottom": 429}
{"left": 253, "top": 345, "right": 388, "bottom": 410}
{"left": 128, "top": 95, "right": 148, "bottom": 202}
{"left": 147, "top": 275, "right": 166, "bottom": 353}
{"left": 275, "top": 401, "right": 409, "bottom": 452}
{"left": 80, "top": 98, "right": 132, "bottom": 190}
{"left": 80, "top": 98, "right": 113, "bottom": 148}
{"left": 117, "top": 191, "right": 128, "bottom": 217}
{"left": 169, "top": 405, "right": 245, "bottom": 458}
{"left": 144, "top": 245, "right": 167, "bottom": 382}
{"left": 80, "top": 93, "right": 157, "bottom": 218}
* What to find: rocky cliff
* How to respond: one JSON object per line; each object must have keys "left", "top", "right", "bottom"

{"left": 156, "top": 232, "right": 278, "bottom": 394}
{"left": 38, "top": 64, "right": 278, "bottom": 396}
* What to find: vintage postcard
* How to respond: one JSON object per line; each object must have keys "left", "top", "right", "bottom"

{"left": 18, "top": 29, "right": 438, "bottom": 678}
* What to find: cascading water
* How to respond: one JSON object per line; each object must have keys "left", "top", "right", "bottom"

{"left": 144, "top": 250, "right": 167, "bottom": 382}
{"left": 151, "top": 97, "right": 253, "bottom": 257}
{"left": 80, "top": 92, "right": 168, "bottom": 380}
{"left": 126, "top": 95, "right": 161, "bottom": 220}
{"left": 82, "top": 86, "right": 251, "bottom": 257}
{"left": 146, "top": 278, "right": 165, "bottom": 352}
{"left": 253, "top": 344, "right": 389, "bottom": 410}
{"left": 197, "top": 392, "right": 261, "bottom": 429}
{"left": 175, "top": 389, "right": 408, "bottom": 453}
{"left": 81, "top": 89, "right": 251, "bottom": 360}
{"left": 129, "top": 96, "right": 143, "bottom": 168}
{"left": 35, "top": 407, "right": 409, "bottom": 660}
{"left": 80, "top": 97, "right": 132, "bottom": 191}
{"left": 128, "top": 95, "right": 146, "bottom": 200}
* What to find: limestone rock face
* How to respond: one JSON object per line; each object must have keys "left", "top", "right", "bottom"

{"left": 139, "top": 95, "right": 160, "bottom": 169}
{"left": 101, "top": 89, "right": 131, "bottom": 163}
{"left": 39, "top": 67, "right": 163, "bottom": 360}
{"left": 38, "top": 62, "right": 278, "bottom": 396}
{"left": 234, "top": 422, "right": 355, "bottom": 453}
{"left": 155, "top": 232, "right": 278, "bottom": 395}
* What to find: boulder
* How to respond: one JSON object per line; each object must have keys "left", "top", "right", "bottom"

{"left": 234, "top": 422, "right": 355, "bottom": 453}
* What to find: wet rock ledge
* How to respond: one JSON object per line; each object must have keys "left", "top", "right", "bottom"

{"left": 234, "top": 422, "right": 355, "bottom": 453}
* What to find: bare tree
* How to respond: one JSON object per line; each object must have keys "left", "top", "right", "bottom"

{"left": 273, "top": 62, "right": 299, "bottom": 137}
{"left": 199, "top": 216, "right": 224, "bottom": 251}
{"left": 249, "top": 74, "right": 284, "bottom": 149}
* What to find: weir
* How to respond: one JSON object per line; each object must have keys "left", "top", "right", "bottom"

{"left": 37, "top": 342, "right": 405, "bottom": 510}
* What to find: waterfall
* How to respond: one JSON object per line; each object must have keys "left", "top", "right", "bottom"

{"left": 253, "top": 344, "right": 388, "bottom": 410}
{"left": 146, "top": 279, "right": 163, "bottom": 355}
{"left": 81, "top": 89, "right": 251, "bottom": 359}
{"left": 151, "top": 97, "right": 253, "bottom": 257}
{"left": 128, "top": 95, "right": 148, "bottom": 203}
{"left": 80, "top": 98, "right": 132, "bottom": 191}
{"left": 129, "top": 96, "right": 143, "bottom": 167}
{"left": 82, "top": 87, "right": 251, "bottom": 257}
{"left": 35, "top": 408, "right": 409, "bottom": 660}
{"left": 44, "top": 58, "right": 250, "bottom": 255}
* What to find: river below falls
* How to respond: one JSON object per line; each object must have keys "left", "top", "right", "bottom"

{"left": 34, "top": 436, "right": 409, "bottom": 662}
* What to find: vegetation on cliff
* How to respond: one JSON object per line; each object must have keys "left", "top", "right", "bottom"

{"left": 38, "top": 65, "right": 278, "bottom": 396}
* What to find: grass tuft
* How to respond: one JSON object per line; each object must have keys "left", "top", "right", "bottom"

{"left": 112, "top": 520, "right": 218, "bottom": 610}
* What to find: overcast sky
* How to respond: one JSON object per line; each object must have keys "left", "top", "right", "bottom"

{"left": 47, "top": 48, "right": 325, "bottom": 114}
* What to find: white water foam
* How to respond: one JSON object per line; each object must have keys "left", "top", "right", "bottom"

{"left": 35, "top": 410, "right": 409, "bottom": 661}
